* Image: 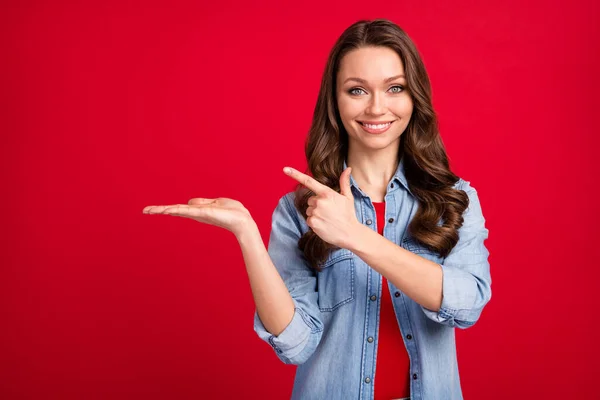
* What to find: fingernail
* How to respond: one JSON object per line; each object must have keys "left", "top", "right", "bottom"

{"left": 283, "top": 167, "right": 291, "bottom": 174}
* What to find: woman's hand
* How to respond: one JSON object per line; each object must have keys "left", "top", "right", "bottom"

{"left": 283, "top": 166, "right": 362, "bottom": 249}
{"left": 142, "top": 197, "right": 253, "bottom": 238}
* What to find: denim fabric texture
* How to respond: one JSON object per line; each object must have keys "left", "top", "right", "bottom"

{"left": 253, "top": 156, "right": 491, "bottom": 400}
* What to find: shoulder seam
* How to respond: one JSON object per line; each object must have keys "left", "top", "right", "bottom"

{"left": 282, "top": 193, "right": 304, "bottom": 235}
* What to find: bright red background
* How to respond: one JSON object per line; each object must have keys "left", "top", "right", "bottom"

{"left": 2, "top": 0, "right": 598, "bottom": 398}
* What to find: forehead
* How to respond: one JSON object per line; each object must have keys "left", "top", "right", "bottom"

{"left": 337, "top": 46, "right": 405, "bottom": 80}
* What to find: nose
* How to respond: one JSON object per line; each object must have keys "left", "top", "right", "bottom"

{"left": 366, "top": 91, "right": 386, "bottom": 115}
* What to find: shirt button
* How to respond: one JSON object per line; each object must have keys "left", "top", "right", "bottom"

{"left": 370, "top": 295, "right": 377, "bottom": 301}
{"left": 388, "top": 217, "right": 394, "bottom": 223}
{"left": 365, "top": 377, "right": 371, "bottom": 383}
{"left": 367, "top": 336, "right": 374, "bottom": 343}
{"left": 391, "top": 183, "right": 394, "bottom": 188}
{"left": 366, "top": 219, "right": 372, "bottom": 225}
{"left": 394, "top": 291, "right": 401, "bottom": 297}
{"left": 413, "top": 373, "right": 418, "bottom": 380}
{"left": 406, "top": 334, "right": 412, "bottom": 340}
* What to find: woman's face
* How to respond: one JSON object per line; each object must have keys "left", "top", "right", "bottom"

{"left": 336, "top": 46, "right": 413, "bottom": 154}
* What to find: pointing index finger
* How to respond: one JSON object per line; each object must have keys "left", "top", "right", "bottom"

{"left": 284, "top": 167, "right": 329, "bottom": 195}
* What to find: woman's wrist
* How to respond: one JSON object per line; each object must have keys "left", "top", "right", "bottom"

{"left": 234, "top": 216, "right": 260, "bottom": 243}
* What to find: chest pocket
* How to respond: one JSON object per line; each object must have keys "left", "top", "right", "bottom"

{"left": 317, "top": 248, "right": 355, "bottom": 312}
{"left": 401, "top": 235, "right": 444, "bottom": 263}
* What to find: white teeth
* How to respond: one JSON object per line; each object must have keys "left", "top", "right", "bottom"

{"left": 364, "top": 123, "right": 391, "bottom": 129}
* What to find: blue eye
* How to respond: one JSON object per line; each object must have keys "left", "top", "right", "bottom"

{"left": 347, "top": 85, "right": 405, "bottom": 96}
{"left": 348, "top": 88, "right": 366, "bottom": 96}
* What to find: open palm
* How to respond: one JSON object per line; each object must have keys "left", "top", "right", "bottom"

{"left": 142, "top": 198, "right": 252, "bottom": 237}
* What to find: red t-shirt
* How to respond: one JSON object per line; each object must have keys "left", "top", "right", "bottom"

{"left": 372, "top": 201, "right": 411, "bottom": 399}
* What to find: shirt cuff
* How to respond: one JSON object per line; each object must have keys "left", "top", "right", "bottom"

{"left": 253, "top": 298, "right": 322, "bottom": 363}
{"left": 420, "top": 263, "right": 487, "bottom": 329}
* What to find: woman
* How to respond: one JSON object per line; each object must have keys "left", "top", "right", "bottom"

{"left": 143, "top": 18, "right": 491, "bottom": 400}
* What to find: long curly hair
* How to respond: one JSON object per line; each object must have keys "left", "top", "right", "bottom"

{"left": 293, "top": 18, "right": 469, "bottom": 272}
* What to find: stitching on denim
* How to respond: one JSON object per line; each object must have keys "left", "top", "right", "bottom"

{"left": 297, "top": 306, "right": 324, "bottom": 333}
{"left": 318, "top": 257, "right": 356, "bottom": 312}
{"left": 321, "top": 251, "right": 353, "bottom": 268}
{"left": 370, "top": 273, "right": 382, "bottom": 399}
{"left": 282, "top": 193, "right": 304, "bottom": 235}
{"left": 359, "top": 264, "right": 373, "bottom": 400}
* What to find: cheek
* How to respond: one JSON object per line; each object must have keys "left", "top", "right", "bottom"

{"left": 389, "top": 100, "right": 413, "bottom": 127}
{"left": 397, "top": 97, "right": 414, "bottom": 117}
{"left": 338, "top": 98, "right": 363, "bottom": 122}
{"left": 337, "top": 103, "right": 358, "bottom": 134}
{"left": 337, "top": 97, "right": 350, "bottom": 116}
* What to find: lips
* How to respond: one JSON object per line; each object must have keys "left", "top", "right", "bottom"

{"left": 358, "top": 120, "right": 395, "bottom": 125}
{"left": 358, "top": 120, "right": 394, "bottom": 134}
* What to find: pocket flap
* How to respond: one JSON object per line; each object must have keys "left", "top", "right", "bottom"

{"left": 402, "top": 236, "right": 437, "bottom": 255}
{"left": 320, "top": 248, "right": 354, "bottom": 268}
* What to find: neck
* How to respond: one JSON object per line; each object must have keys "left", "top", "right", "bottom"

{"left": 347, "top": 146, "right": 401, "bottom": 201}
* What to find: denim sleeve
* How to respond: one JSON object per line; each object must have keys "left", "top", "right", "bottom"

{"left": 253, "top": 193, "right": 324, "bottom": 365}
{"left": 420, "top": 179, "right": 492, "bottom": 329}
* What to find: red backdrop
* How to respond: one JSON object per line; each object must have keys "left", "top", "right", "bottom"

{"left": 2, "top": 0, "right": 598, "bottom": 398}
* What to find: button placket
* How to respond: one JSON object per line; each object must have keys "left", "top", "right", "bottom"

{"left": 361, "top": 250, "right": 379, "bottom": 397}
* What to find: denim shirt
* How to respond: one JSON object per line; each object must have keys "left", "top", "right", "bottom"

{"left": 253, "top": 156, "right": 491, "bottom": 400}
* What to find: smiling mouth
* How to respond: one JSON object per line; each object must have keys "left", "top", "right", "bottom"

{"left": 357, "top": 120, "right": 395, "bottom": 134}
{"left": 358, "top": 121, "right": 394, "bottom": 128}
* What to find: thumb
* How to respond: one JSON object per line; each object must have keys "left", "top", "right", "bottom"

{"left": 340, "top": 167, "right": 352, "bottom": 199}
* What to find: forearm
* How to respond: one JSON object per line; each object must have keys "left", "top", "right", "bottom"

{"left": 348, "top": 224, "right": 443, "bottom": 311}
{"left": 236, "top": 219, "right": 295, "bottom": 336}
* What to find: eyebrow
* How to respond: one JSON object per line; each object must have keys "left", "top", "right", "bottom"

{"left": 343, "top": 74, "right": 406, "bottom": 85}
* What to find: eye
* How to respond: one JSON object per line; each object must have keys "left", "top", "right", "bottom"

{"left": 347, "top": 85, "right": 405, "bottom": 96}
{"left": 348, "top": 88, "right": 366, "bottom": 96}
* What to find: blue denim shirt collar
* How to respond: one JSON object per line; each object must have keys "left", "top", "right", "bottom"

{"left": 343, "top": 154, "right": 411, "bottom": 197}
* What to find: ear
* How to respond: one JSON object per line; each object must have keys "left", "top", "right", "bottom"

{"left": 340, "top": 167, "right": 352, "bottom": 199}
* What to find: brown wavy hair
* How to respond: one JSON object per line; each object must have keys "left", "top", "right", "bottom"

{"left": 293, "top": 18, "right": 469, "bottom": 272}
